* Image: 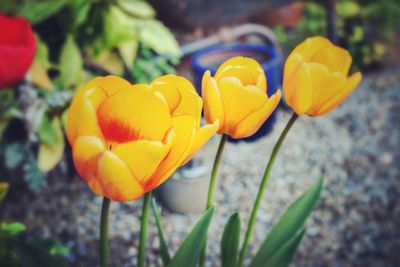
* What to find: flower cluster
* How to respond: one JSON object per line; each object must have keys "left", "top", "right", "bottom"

{"left": 67, "top": 36, "right": 361, "bottom": 203}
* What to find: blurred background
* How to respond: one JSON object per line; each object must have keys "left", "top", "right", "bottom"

{"left": 0, "top": 0, "right": 399, "bottom": 266}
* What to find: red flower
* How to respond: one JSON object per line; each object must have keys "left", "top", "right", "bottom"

{"left": 0, "top": 14, "right": 36, "bottom": 88}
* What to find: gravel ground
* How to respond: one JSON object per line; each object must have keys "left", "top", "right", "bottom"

{"left": 2, "top": 67, "right": 400, "bottom": 267}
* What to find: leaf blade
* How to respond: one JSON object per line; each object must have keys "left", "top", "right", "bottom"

{"left": 59, "top": 35, "right": 83, "bottom": 88}
{"left": 250, "top": 177, "right": 323, "bottom": 267}
{"left": 264, "top": 229, "right": 306, "bottom": 267}
{"left": 168, "top": 207, "right": 215, "bottom": 267}
{"left": 151, "top": 198, "right": 171, "bottom": 266}
{"left": 221, "top": 212, "right": 241, "bottom": 267}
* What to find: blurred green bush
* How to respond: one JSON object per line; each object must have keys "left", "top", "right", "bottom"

{"left": 0, "top": 0, "right": 181, "bottom": 192}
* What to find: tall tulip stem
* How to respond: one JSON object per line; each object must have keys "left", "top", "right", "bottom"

{"left": 238, "top": 112, "right": 299, "bottom": 267}
{"left": 206, "top": 134, "right": 228, "bottom": 208}
{"left": 138, "top": 191, "right": 152, "bottom": 267}
{"left": 200, "top": 134, "right": 228, "bottom": 267}
{"left": 100, "top": 197, "right": 111, "bottom": 267}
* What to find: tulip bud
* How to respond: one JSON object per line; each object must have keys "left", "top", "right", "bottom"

{"left": 202, "top": 57, "right": 281, "bottom": 139}
{"left": 283, "top": 36, "right": 362, "bottom": 116}
{"left": 0, "top": 14, "right": 36, "bottom": 88}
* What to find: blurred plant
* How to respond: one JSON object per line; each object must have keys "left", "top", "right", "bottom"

{"left": 274, "top": 0, "right": 400, "bottom": 70}
{"left": 0, "top": 183, "right": 68, "bottom": 266}
{"left": 0, "top": 0, "right": 181, "bottom": 191}
{"left": 0, "top": 14, "right": 36, "bottom": 88}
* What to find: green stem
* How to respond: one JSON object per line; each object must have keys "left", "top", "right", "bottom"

{"left": 206, "top": 134, "right": 228, "bottom": 208}
{"left": 199, "top": 134, "right": 228, "bottom": 267}
{"left": 138, "top": 191, "right": 152, "bottom": 267}
{"left": 237, "top": 112, "right": 299, "bottom": 267}
{"left": 100, "top": 197, "right": 111, "bottom": 267}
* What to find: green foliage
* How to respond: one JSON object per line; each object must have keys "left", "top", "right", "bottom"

{"left": 151, "top": 198, "right": 171, "bottom": 266}
{"left": 133, "top": 45, "right": 179, "bottom": 83}
{"left": 168, "top": 207, "right": 215, "bottom": 267}
{"left": 249, "top": 177, "right": 323, "bottom": 267}
{"left": 220, "top": 212, "right": 241, "bottom": 267}
{"left": 0, "top": 0, "right": 180, "bottom": 192}
{"left": 0, "top": 221, "right": 68, "bottom": 267}
{"left": 8, "top": 238, "right": 66, "bottom": 267}
{"left": 59, "top": 35, "right": 83, "bottom": 88}
{"left": 37, "top": 117, "right": 65, "bottom": 172}
{"left": 18, "top": 0, "right": 68, "bottom": 24}
{"left": 258, "top": 229, "right": 306, "bottom": 267}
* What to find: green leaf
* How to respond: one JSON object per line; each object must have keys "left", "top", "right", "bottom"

{"left": 138, "top": 20, "right": 181, "bottom": 57}
{"left": 70, "top": 0, "right": 91, "bottom": 27}
{"left": 151, "top": 198, "right": 171, "bottom": 266}
{"left": 168, "top": 207, "right": 215, "bottom": 267}
{"left": 249, "top": 177, "right": 323, "bottom": 267}
{"left": 19, "top": 0, "right": 67, "bottom": 24}
{"left": 59, "top": 35, "right": 83, "bottom": 88}
{"left": 1, "top": 223, "right": 26, "bottom": 236}
{"left": 9, "top": 238, "right": 66, "bottom": 267}
{"left": 117, "top": 0, "right": 156, "bottom": 18}
{"left": 37, "top": 117, "right": 65, "bottom": 172}
{"left": 49, "top": 242, "right": 70, "bottom": 256}
{"left": 35, "top": 37, "right": 51, "bottom": 69}
{"left": 118, "top": 41, "right": 139, "bottom": 69}
{"left": 0, "top": 183, "right": 9, "bottom": 203}
{"left": 221, "top": 212, "right": 241, "bottom": 267}
{"left": 263, "top": 229, "right": 306, "bottom": 267}
{"left": 103, "top": 6, "right": 139, "bottom": 50}
{"left": 38, "top": 116, "right": 57, "bottom": 146}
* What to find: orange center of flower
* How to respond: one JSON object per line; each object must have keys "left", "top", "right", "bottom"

{"left": 96, "top": 85, "right": 172, "bottom": 144}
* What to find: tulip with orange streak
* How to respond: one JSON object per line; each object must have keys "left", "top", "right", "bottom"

{"left": 202, "top": 56, "right": 281, "bottom": 139}
{"left": 283, "top": 36, "right": 362, "bottom": 116}
{"left": 67, "top": 75, "right": 218, "bottom": 201}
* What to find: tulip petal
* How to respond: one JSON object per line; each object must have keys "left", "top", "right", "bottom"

{"left": 181, "top": 120, "right": 219, "bottom": 165}
{"left": 151, "top": 75, "right": 203, "bottom": 122}
{"left": 292, "top": 36, "right": 332, "bottom": 61}
{"left": 67, "top": 89, "right": 105, "bottom": 144}
{"left": 97, "top": 151, "right": 144, "bottom": 201}
{"left": 147, "top": 114, "right": 196, "bottom": 189}
{"left": 218, "top": 77, "right": 269, "bottom": 135}
{"left": 67, "top": 76, "right": 131, "bottom": 144}
{"left": 202, "top": 71, "right": 225, "bottom": 131}
{"left": 97, "top": 84, "right": 172, "bottom": 143}
{"left": 72, "top": 136, "right": 105, "bottom": 186}
{"left": 215, "top": 57, "right": 267, "bottom": 91}
{"left": 283, "top": 53, "right": 303, "bottom": 92}
{"left": 283, "top": 62, "right": 313, "bottom": 115}
{"left": 306, "top": 63, "right": 347, "bottom": 115}
{"left": 112, "top": 140, "right": 171, "bottom": 184}
{"left": 315, "top": 72, "right": 362, "bottom": 116}
{"left": 233, "top": 90, "right": 281, "bottom": 138}
{"left": 311, "top": 45, "right": 352, "bottom": 75}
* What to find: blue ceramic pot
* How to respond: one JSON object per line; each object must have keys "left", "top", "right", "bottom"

{"left": 191, "top": 43, "right": 282, "bottom": 142}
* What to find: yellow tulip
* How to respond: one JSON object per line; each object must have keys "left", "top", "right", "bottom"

{"left": 202, "top": 57, "right": 281, "bottom": 139}
{"left": 66, "top": 75, "right": 218, "bottom": 201}
{"left": 283, "top": 36, "right": 362, "bottom": 116}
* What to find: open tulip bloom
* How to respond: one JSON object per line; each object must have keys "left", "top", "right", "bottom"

{"left": 65, "top": 36, "right": 361, "bottom": 267}
{"left": 67, "top": 75, "right": 218, "bottom": 202}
